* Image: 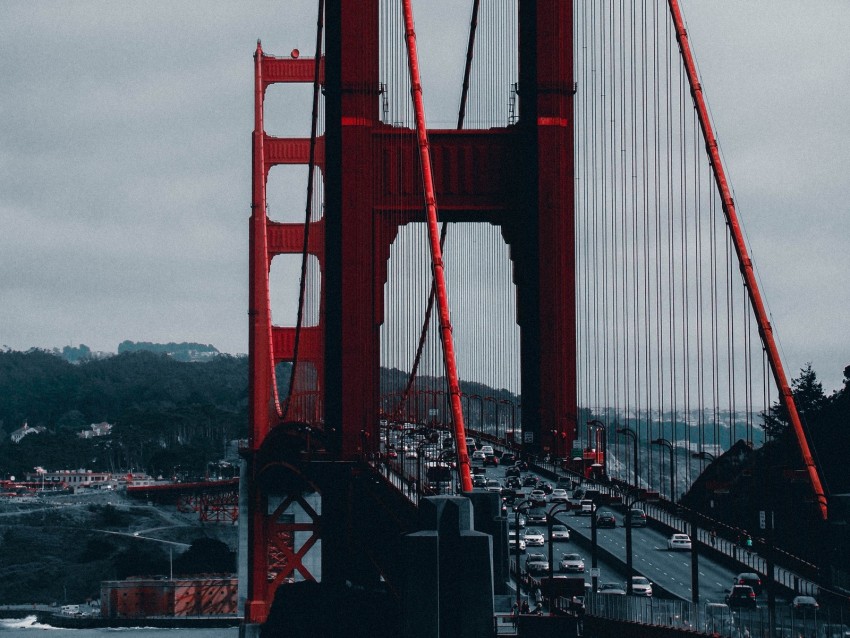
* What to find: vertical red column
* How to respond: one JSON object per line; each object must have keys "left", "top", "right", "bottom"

{"left": 246, "top": 42, "right": 273, "bottom": 625}
{"left": 516, "top": 1, "right": 577, "bottom": 459}
{"left": 324, "top": 0, "right": 381, "bottom": 460}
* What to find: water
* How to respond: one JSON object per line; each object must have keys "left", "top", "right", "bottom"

{"left": 0, "top": 617, "right": 238, "bottom": 638}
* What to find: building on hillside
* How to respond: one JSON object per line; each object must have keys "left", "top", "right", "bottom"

{"left": 10, "top": 423, "right": 45, "bottom": 444}
{"left": 77, "top": 421, "right": 113, "bottom": 439}
{"left": 100, "top": 576, "right": 238, "bottom": 618}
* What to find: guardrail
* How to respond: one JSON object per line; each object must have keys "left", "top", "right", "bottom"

{"left": 579, "top": 590, "right": 850, "bottom": 638}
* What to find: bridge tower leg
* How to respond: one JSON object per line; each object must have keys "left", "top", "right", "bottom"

{"left": 507, "top": 1, "right": 576, "bottom": 460}
{"left": 245, "top": 0, "right": 578, "bottom": 622}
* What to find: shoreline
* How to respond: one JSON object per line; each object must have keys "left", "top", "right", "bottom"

{"left": 1, "top": 609, "right": 242, "bottom": 630}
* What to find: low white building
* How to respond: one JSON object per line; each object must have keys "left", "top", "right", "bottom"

{"left": 10, "top": 423, "right": 44, "bottom": 444}
{"left": 77, "top": 422, "right": 113, "bottom": 439}
{"left": 25, "top": 468, "right": 112, "bottom": 487}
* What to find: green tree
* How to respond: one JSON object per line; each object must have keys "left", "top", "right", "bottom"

{"left": 762, "top": 363, "right": 826, "bottom": 438}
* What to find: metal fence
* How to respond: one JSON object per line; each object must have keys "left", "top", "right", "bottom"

{"left": 580, "top": 592, "right": 850, "bottom": 637}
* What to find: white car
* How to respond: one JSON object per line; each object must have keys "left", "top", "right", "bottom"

{"left": 485, "top": 479, "right": 502, "bottom": 493}
{"left": 529, "top": 489, "right": 547, "bottom": 506}
{"left": 559, "top": 553, "right": 585, "bottom": 573}
{"left": 548, "top": 488, "right": 569, "bottom": 503}
{"left": 479, "top": 445, "right": 494, "bottom": 455}
{"left": 551, "top": 524, "right": 570, "bottom": 541}
{"left": 524, "top": 528, "right": 545, "bottom": 547}
{"left": 667, "top": 533, "right": 692, "bottom": 551}
{"left": 471, "top": 449, "right": 486, "bottom": 461}
{"left": 630, "top": 576, "right": 653, "bottom": 596}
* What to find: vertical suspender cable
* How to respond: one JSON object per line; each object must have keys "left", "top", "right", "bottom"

{"left": 667, "top": 0, "right": 827, "bottom": 519}
{"left": 401, "top": 0, "right": 472, "bottom": 493}
{"left": 284, "top": 0, "right": 325, "bottom": 421}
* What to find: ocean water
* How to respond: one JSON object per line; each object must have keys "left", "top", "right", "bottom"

{"left": 0, "top": 617, "right": 239, "bottom": 638}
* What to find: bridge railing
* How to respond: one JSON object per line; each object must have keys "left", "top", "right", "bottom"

{"left": 528, "top": 459, "right": 831, "bottom": 599}
{"left": 580, "top": 591, "right": 850, "bottom": 638}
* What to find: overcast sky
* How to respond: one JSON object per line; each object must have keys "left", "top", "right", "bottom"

{"left": 1, "top": 2, "right": 848, "bottom": 391}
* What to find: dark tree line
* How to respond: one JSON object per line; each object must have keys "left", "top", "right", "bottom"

{"left": 0, "top": 349, "right": 248, "bottom": 478}
{"left": 683, "top": 363, "right": 850, "bottom": 579}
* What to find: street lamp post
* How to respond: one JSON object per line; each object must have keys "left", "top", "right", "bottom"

{"left": 590, "top": 497, "right": 599, "bottom": 592}
{"left": 651, "top": 438, "right": 676, "bottom": 502}
{"left": 416, "top": 441, "right": 429, "bottom": 498}
{"left": 616, "top": 427, "right": 639, "bottom": 487}
{"left": 587, "top": 420, "right": 607, "bottom": 477}
{"left": 514, "top": 499, "right": 531, "bottom": 613}
{"left": 546, "top": 502, "right": 570, "bottom": 613}
{"left": 619, "top": 487, "right": 658, "bottom": 595}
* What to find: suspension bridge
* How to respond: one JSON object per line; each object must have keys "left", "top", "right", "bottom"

{"left": 241, "top": 1, "right": 832, "bottom": 635}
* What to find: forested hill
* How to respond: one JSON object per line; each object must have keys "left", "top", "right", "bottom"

{"left": 0, "top": 349, "right": 248, "bottom": 477}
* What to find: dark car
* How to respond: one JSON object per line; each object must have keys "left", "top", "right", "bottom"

{"left": 483, "top": 453, "right": 499, "bottom": 467}
{"left": 626, "top": 508, "right": 647, "bottom": 527}
{"left": 595, "top": 510, "right": 616, "bottom": 528}
{"left": 501, "top": 453, "right": 517, "bottom": 466}
{"left": 522, "top": 476, "right": 539, "bottom": 488}
{"left": 505, "top": 476, "right": 522, "bottom": 489}
{"left": 505, "top": 466, "right": 521, "bottom": 478}
{"left": 790, "top": 595, "right": 819, "bottom": 614}
{"left": 514, "top": 460, "right": 529, "bottom": 472}
{"left": 726, "top": 585, "right": 757, "bottom": 609}
{"left": 526, "top": 509, "right": 547, "bottom": 525}
{"left": 539, "top": 482, "right": 554, "bottom": 494}
{"left": 733, "top": 572, "right": 763, "bottom": 596}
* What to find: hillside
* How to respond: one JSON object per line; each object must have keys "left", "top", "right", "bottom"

{"left": 0, "top": 349, "right": 248, "bottom": 478}
{"left": 0, "top": 490, "right": 236, "bottom": 604}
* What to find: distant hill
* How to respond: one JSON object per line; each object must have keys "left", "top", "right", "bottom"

{"left": 117, "top": 340, "right": 220, "bottom": 362}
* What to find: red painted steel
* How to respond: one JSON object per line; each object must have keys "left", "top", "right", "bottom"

{"left": 247, "top": 0, "right": 581, "bottom": 616}
{"left": 668, "top": 0, "right": 828, "bottom": 519}
{"left": 247, "top": 42, "right": 327, "bottom": 623}
{"left": 400, "top": 0, "right": 473, "bottom": 493}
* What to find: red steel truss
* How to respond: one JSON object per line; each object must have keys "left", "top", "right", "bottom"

{"left": 246, "top": 0, "right": 578, "bottom": 622}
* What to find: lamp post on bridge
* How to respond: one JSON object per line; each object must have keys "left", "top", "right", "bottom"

{"left": 616, "top": 427, "right": 639, "bottom": 487}
{"left": 651, "top": 438, "right": 676, "bottom": 502}
{"left": 546, "top": 502, "right": 570, "bottom": 613}
{"left": 587, "top": 420, "right": 607, "bottom": 478}
{"left": 618, "top": 487, "right": 658, "bottom": 595}
{"left": 513, "top": 499, "right": 532, "bottom": 613}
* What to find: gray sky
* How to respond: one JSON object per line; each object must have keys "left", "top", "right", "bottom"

{"left": 1, "top": 2, "right": 848, "bottom": 392}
